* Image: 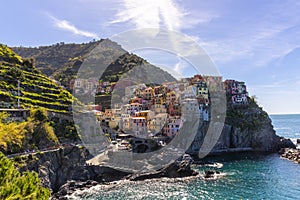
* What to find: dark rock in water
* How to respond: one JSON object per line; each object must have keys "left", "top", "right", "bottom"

{"left": 204, "top": 170, "right": 221, "bottom": 179}
{"left": 51, "top": 180, "right": 99, "bottom": 200}
{"left": 163, "top": 154, "right": 197, "bottom": 178}
{"left": 278, "top": 148, "right": 286, "bottom": 154}
{"left": 129, "top": 154, "right": 198, "bottom": 181}
{"left": 277, "top": 137, "right": 296, "bottom": 149}
{"left": 297, "top": 139, "right": 300, "bottom": 144}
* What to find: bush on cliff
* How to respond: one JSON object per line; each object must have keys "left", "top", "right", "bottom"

{"left": 0, "top": 152, "right": 51, "bottom": 199}
{"left": 0, "top": 108, "right": 59, "bottom": 154}
{"left": 0, "top": 112, "right": 28, "bottom": 153}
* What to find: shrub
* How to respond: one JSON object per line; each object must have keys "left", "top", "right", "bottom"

{"left": 0, "top": 152, "right": 51, "bottom": 199}
{"left": 30, "top": 107, "right": 48, "bottom": 122}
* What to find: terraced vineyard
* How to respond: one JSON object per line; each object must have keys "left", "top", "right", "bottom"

{"left": 0, "top": 44, "right": 73, "bottom": 113}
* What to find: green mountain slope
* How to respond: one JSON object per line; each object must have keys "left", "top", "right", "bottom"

{"left": 0, "top": 44, "right": 73, "bottom": 113}
{"left": 13, "top": 39, "right": 176, "bottom": 94}
{"left": 13, "top": 41, "right": 101, "bottom": 76}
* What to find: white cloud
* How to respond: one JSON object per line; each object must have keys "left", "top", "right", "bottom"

{"left": 49, "top": 15, "right": 99, "bottom": 39}
{"left": 110, "top": 0, "right": 213, "bottom": 31}
{"left": 173, "top": 59, "right": 188, "bottom": 77}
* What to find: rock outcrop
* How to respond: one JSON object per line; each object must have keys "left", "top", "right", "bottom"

{"left": 16, "top": 146, "right": 130, "bottom": 193}
{"left": 188, "top": 102, "right": 296, "bottom": 156}
{"left": 128, "top": 154, "right": 197, "bottom": 181}
{"left": 15, "top": 147, "right": 197, "bottom": 195}
{"left": 279, "top": 148, "right": 300, "bottom": 164}
{"left": 203, "top": 170, "right": 221, "bottom": 179}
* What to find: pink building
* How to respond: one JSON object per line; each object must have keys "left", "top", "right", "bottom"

{"left": 224, "top": 80, "right": 248, "bottom": 105}
{"left": 164, "top": 117, "right": 182, "bottom": 138}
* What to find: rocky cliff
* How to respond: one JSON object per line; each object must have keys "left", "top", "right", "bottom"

{"left": 14, "top": 146, "right": 196, "bottom": 194}
{"left": 188, "top": 98, "right": 296, "bottom": 156}
{"left": 14, "top": 146, "right": 131, "bottom": 193}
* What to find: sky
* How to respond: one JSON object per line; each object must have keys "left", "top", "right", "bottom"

{"left": 1, "top": 0, "right": 300, "bottom": 114}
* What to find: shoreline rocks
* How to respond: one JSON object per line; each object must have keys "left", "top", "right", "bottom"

{"left": 18, "top": 148, "right": 197, "bottom": 198}
{"left": 203, "top": 170, "right": 221, "bottom": 179}
{"left": 51, "top": 180, "right": 99, "bottom": 199}
{"left": 188, "top": 107, "right": 296, "bottom": 156}
{"left": 50, "top": 153, "right": 198, "bottom": 199}
{"left": 128, "top": 154, "right": 198, "bottom": 181}
{"left": 279, "top": 148, "right": 300, "bottom": 164}
{"left": 276, "top": 137, "right": 296, "bottom": 150}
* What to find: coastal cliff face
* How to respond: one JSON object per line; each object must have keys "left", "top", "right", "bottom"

{"left": 15, "top": 146, "right": 91, "bottom": 192}
{"left": 14, "top": 146, "right": 129, "bottom": 193}
{"left": 14, "top": 146, "right": 194, "bottom": 193}
{"left": 188, "top": 99, "right": 295, "bottom": 155}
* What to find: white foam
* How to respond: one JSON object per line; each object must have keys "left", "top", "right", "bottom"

{"left": 204, "top": 162, "right": 223, "bottom": 168}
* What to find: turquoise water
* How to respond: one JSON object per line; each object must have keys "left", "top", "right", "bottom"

{"left": 270, "top": 114, "right": 300, "bottom": 143}
{"left": 71, "top": 114, "right": 300, "bottom": 199}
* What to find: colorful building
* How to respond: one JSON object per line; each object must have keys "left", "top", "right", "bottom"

{"left": 224, "top": 80, "right": 248, "bottom": 105}
{"left": 163, "top": 117, "right": 182, "bottom": 138}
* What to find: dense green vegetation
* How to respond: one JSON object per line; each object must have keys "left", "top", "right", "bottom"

{"left": 0, "top": 44, "right": 23, "bottom": 64}
{"left": 225, "top": 96, "right": 268, "bottom": 131}
{"left": 0, "top": 108, "right": 59, "bottom": 154}
{"left": 0, "top": 112, "right": 27, "bottom": 154}
{"left": 50, "top": 117, "right": 78, "bottom": 142}
{"left": 0, "top": 44, "right": 73, "bottom": 113}
{"left": 0, "top": 151, "right": 50, "bottom": 199}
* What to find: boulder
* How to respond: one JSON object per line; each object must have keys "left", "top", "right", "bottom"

{"left": 279, "top": 148, "right": 300, "bottom": 164}
{"left": 204, "top": 170, "right": 221, "bottom": 179}
{"left": 277, "top": 137, "right": 296, "bottom": 150}
{"left": 129, "top": 154, "right": 198, "bottom": 181}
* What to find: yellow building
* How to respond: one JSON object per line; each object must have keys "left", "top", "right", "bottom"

{"left": 166, "top": 91, "right": 177, "bottom": 104}
{"left": 155, "top": 94, "right": 166, "bottom": 105}
{"left": 134, "top": 110, "right": 155, "bottom": 121}
{"left": 143, "top": 87, "right": 154, "bottom": 100}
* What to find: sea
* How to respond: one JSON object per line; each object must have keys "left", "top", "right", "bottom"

{"left": 69, "top": 114, "right": 300, "bottom": 200}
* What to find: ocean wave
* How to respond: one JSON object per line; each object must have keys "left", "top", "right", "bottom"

{"left": 201, "top": 162, "right": 224, "bottom": 169}
{"left": 274, "top": 127, "right": 292, "bottom": 130}
{"left": 66, "top": 174, "right": 202, "bottom": 199}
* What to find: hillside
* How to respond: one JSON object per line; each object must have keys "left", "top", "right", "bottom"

{"left": 13, "top": 41, "right": 101, "bottom": 76}
{"left": 0, "top": 44, "right": 73, "bottom": 113}
{"left": 13, "top": 39, "right": 176, "bottom": 92}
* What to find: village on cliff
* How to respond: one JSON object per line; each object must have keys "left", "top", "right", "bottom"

{"left": 72, "top": 75, "right": 249, "bottom": 153}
